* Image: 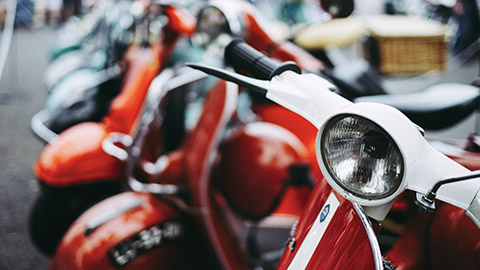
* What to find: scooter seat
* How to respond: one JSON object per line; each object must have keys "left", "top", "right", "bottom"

{"left": 354, "top": 83, "right": 480, "bottom": 130}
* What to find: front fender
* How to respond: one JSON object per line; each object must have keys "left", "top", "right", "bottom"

{"left": 34, "top": 122, "right": 124, "bottom": 186}
{"left": 51, "top": 192, "right": 216, "bottom": 270}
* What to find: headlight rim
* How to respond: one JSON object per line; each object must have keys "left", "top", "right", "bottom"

{"left": 319, "top": 113, "right": 405, "bottom": 202}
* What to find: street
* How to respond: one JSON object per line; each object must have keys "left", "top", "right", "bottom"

{"left": 0, "top": 27, "right": 52, "bottom": 269}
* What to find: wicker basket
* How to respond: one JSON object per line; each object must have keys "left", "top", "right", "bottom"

{"left": 364, "top": 15, "right": 448, "bottom": 75}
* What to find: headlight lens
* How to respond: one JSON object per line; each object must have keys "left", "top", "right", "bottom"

{"left": 321, "top": 114, "right": 404, "bottom": 199}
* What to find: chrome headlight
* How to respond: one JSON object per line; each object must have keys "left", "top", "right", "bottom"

{"left": 195, "top": 6, "right": 231, "bottom": 47}
{"left": 321, "top": 114, "right": 404, "bottom": 200}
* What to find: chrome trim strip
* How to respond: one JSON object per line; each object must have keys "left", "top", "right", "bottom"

{"left": 353, "top": 203, "right": 383, "bottom": 270}
{"left": 85, "top": 199, "right": 143, "bottom": 236}
{"left": 102, "top": 132, "right": 132, "bottom": 161}
{"left": 30, "top": 110, "right": 58, "bottom": 144}
{"left": 128, "top": 176, "right": 180, "bottom": 195}
{"left": 101, "top": 68, "right": 208, "bottom": 194}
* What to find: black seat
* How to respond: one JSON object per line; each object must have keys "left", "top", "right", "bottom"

{"left": 354, "top": 83, "right": 480, "bottom": 130}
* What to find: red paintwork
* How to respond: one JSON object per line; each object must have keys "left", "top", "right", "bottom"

{"left": 252, "top": 99, "right": 328, "bottom": 219}
{"left": 429, "top": 203, "right": 480, "bottom": 269}
{"left": 213, "top": 122, "right": 309, "bottom": 220}
{"left": 34, "top": 122, "right": 124, "bottom": 185}
{"left": 50, "top": 80, "right": 253, "bottom": 270}
{"left": 164, "top": 6, "right": 196, "bottom": 37}
{"left": 34, "top": 3, "right": 193, "bottom": 187}
{"left": 138, "top": 150, "right": 184, "bottom": 184}
{"left": 448, "top": 152, "right": 480, "bottom": 171}
{"left": 50, "top": 192, "right": 215, "bottom": 270}
{"left": 241, "top": 4, "right": 323, "bottom": 72}
{"left": 103, "top": 45, "right": 162, "bottom": 134}
{"left": 430, "top": 138, "right": 480, "bottom": 171}
{"left": 50, "top": 80, "right": 235, "bottom": 270}
{"left": 182, "top": 80, "right": 252, "bottom": 270}
{"left": 278, "top": 179, "right": 378, "bottom": 269}
{"left": 253, "top": 103, "right": 318, "bottom": 160}
{"left": 387, "top": 202, "right": 480, "bottom": 270}
{"left": 35, "top": 45, "right": 162, "bottom": 186}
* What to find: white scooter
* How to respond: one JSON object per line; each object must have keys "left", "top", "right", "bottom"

{"left": 188, "top": 38, "right": 480, "bottom": 269}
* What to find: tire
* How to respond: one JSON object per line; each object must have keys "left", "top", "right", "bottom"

{"left": 29, "top": 181, "right": 124, "bottom": 257}
{"left": 383, "top": 257, "right": 397, "bottom": 270}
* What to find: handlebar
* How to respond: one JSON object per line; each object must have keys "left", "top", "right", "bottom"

{"left": 224, "top": 38, "right": 301, "bottom": 80}
{"left": 187, "top": 38, "right": 480, "bottom": 229}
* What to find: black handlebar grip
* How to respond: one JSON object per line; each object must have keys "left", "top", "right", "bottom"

{"left": 225, "top": 38, "right": 301, "bottom": 80}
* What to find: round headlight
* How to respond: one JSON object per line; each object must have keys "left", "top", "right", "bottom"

{"left": 321, "top": 114, "right": 404, "bottom": 200}
{"left": 195, "top": 7, "right": 231, "bottom": 47}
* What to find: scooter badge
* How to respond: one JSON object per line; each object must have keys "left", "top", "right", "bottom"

{"left": 320, "top": 204, "right": 330, "bottom": 223}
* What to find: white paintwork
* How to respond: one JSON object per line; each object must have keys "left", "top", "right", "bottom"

{"left": 287, "top": 192, "right": 340, "bottom": 270}
{"left": 265, "top": 71, "right": 480, "bottom": 225}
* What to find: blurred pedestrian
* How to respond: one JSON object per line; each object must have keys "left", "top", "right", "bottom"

{"left": 451, "top": 0, "right": 480, "bottom": 54}
{"left": 62, "top": 0, "right": 82, "bottom": 21}
{"left": 0, "top": 0, "right": 6, "bottom": 27}
{"left": 33, "top": 0, "right": 62, "bottom": 27}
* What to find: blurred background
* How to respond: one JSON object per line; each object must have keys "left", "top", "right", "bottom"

{"left": 0, "top": 0, "right": 478, "bottom": 269}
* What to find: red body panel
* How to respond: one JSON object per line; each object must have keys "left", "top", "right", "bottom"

{"left": 34, "top": 122, "right": 123, "bottom": 186}
{"left": 242, "top": 5, "right": 323, "bottom": 72}
{"left": 182, "top": 80, "right": 252, "bottom": 270}
{"left": 35, "top": 46, "right": 163, "bottom": 186}
{"left": 213, "top": 122, "right": 309, "bottom": 219}
{"left": 253, "top": 102, "right": 328, "bottom": 219}
{"left": 387, "top": 202, "right": 480, "bottom": 270}
{"left": 164, "top": 6, "right": 196, "bottom": 37}
{"left": 443, "top": 147, "right": 480, "bottom": 171}
{"left": 430, "top": 138, "right": 480, "bottom": 171}
{"left": 49, "top": 81, "right": 251, "bottom": 270}
{"left": 253, "top": 103, "right": 318, "bottom": 159}
{"left": 34, "top": 3, "right": 193, "bottom": 187}
{"left": 429, "top": 203, "right": 480, "bottom": 269}
{"left": 104, "top": 45, "right": 162, "bottom": 134}
{"left": 50, "top": 192, "right": 215, "bottom": 270}
{"left": 278, "top": 179, "right": 378, "bottom": 269}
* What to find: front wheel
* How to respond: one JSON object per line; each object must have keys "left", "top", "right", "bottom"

{"left": 383, "top": 257, "right": 397, "bottom": 270}
{"left": 29, "top": 181, "right": 124, "bottom": 257}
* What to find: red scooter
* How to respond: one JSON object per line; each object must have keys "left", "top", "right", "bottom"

{"left": 47, "top": 37, "right": 480, "bottom": 269}
{"left": 34, "top": 1, "right": 480, "bottom": 268}
{"left": 29, "top": 1, "right": 197, "bottom": 256}
{"left": 48, "top": 60, "right": 316, "bottom": 269}
{"left": 189, "top": 39, "right": 480, "bottom": 269}
{"left": 29, "top": 0, "right": 325, "bottom": 258}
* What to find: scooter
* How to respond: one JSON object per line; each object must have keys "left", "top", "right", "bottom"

{"left": 44, "top": 0, "right": 120, "bottom": 89}
{"left": 40, "top": 0, "right": 476, "bottom": 264}
{"left": 29, "top": 0, "right": 326, "bottom": 258}
{"left": 32, "top": 0, "right": 323, "bottom": 145}
{"left": 31, "top": 0, "right": 157, "bottom": 143}
{"left": 48, "top": 57, "right": 317, "bottom": 269}
{"left": 34, "top": 0, "right": 347, "bottom": 263}
{"left": 34, "top": 1, "right": 480, "bottom": 266}
{"left": 48, "top": 37, "right": 480, "bottom": 269}
{"left": 29, "top": 1, "right": 198, "bottom": 256}
{"left": 48, "top": 0, "right": 116, "bottom": 61}
{"left": 43, "top": 6, "right": 134, "bottom": 95}
{"left": 188, "top": 38, "right": 480, "bottom": 269}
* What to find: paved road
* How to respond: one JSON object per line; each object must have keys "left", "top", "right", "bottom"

{"left": 0, "top": 27, "right": 53, "bottom": 269}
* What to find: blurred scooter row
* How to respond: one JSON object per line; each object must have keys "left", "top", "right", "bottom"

{"left": 28, "top": 0, "right": 480, "bottom": 269}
